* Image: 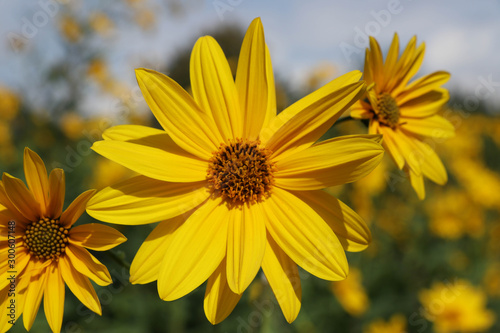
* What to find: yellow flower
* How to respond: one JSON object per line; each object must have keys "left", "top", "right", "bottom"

{"left": 59, "top": 16, "right": 82, "bottom": 43}
{"left": 419, "top": 279, "right": 495, "bottom": 333}
{"left": 87, "top": 18, "right": 383, "bottom": 324}
{"left": 364, "top": 314, "right": 407, "bottom": 333}
{"left": 330, "top": 267, "right": 369, "bottom": 316}
{"left": 351, "top": 34, "right": 454, "bottom": 199}
{"left": 0, "top": 148, "right": 126, "bottom": 333}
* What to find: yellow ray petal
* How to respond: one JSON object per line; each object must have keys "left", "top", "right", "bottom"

{"left": 23, "top": 148, "right": 49, "bottom": 216}
{"left": 407, "top": 166, "right": 425, "bottom": 200}
{"left": 263, "top": 188, "right": 348, "bottom": 281}
{"left": 274, "top": 135, "right": 384, "bottom": 190}
{"left": 130, "top": 216, "right": 185, "bottom": 284}
{"left": 368, "top": 36, "right": 384, "bottom": 92}
{"left": 397, "top": 71, "right": 450, "bottom": 104}
{"left": 0, "top": 181, "right": 30, "bottom": 224}
{"left": 191, "top": 36, "right": 240, "bottom": 140}
{"left": 204, "top": 259, "right": 242, "bottom": 324}
{"left": 260, "top": 71, "right": 365, "bottom": 161}
{"left": 261, "top": 234, "right": 301, "bottom": 323}
{"left": 377, "top": 125, "right": 405, "bottom": 169}
{"left": 399, "top": 88, "right": 449, "bottom": 118}
{"left": 102, "top": 124, "right": 165, "bottom": 141}
{"left": 92, "top": 138, "right": 207, "bottom": 183}
{"left": 403, "top": 135, "right": 448, "bottom": 185}
{"left": 2, "top": 173, "right": 41, "bottom": 221}
{"left": 263, "top": 45, "right": 277, "bottom": 130}
{"left": 158, "top": 198, "right": 228, "bottom": 301}
{"left": 363, "top": 48, "right": 373, "bottom": 85}
{"left": 293, "top": 190, "right": 371, "bottom": 252}
{"left": 391, "top": 129, "right": 422, "bottom": 175}
{"left": 65, "top": 244, "right": 112, "bottom": 286}
{"left": 382, "top": 33, "right": 400, "bottom": 90}
{"left": 86, "top": 176, "right": 209, "bottom": 225}
{"left": 61, "top": 189, "right": 96, "bottom": 228}
{"left": 0, "top": 287, "right": 16, "bottom": 332}
{"left": 0, "top": 250, "right": 30, "bottom": 290}
{"left": 235, "top": 17, "right": 270, "bottom": 139}
{"left": 400, "top": 115, "right": 455, "bottom": 139}
{"left": 23, "top": 266, "right": 47, "bottom": 330}
{"left": 69, "top": 223, "right": 127, "bottom": 251}
{"left": 59, "top": 256, "right": 101, "bottom": 315}
{"left": 135, "top": 68, "right": 223, "bottom": 160}
{"left": 226, "top": 202, "right": 266, "bottom": 294}
{"left": 47, "top": 169, "right": 65, "bottom": 219}
{"left": 393, "top": 42, "right": 425, "bottom": 96}
{"left": 43, "top": 262, "right": 65, "bottom": 333}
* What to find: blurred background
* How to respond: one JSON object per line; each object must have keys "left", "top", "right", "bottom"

{"left": 1, "top": 0, "right": 499, "bottom": 332}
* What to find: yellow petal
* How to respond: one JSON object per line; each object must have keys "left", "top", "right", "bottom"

{"left": 135, "top": 68, "right": 223, "bottom": 159}
{"left": 260, "top": 71, "right": 365, "bottom": 161}
{"left": 393, "top": 42, "right": 425, "bottom": 96}
{"left": 263, "top": 45, "right": 277, "bottom": 131}
{"left": 2, "top": 173, "right": 41, "bottom": 221}
{"left": 293, "top": 190, "right": 371, "bottom": 252}
{"left": 407, "top": 166, "right": 425, "bottom": 200}
{"left": 43, "top": 262, "right": 65, "bottom": 333}
{"left": 191, "top": 36, "right": 241, "bottom": 140}
{"left": 92, "top": 137, "right": 207, "bottom": 183}
{"left": 400, "top": 115, "right": 455, "bottom": 139}
{"left": 377, "top": 124, "right": 405, "bottom": 169}
{"left": 391, "top": 129, "right": 422, "bottom": 175}
{"left": 235, "top": 17, "right": 270, "bottom": 139}
{"left": 0, "top": 181, "right": 30, "bottom": 224}
{"left": 158, "top": 198, "right": 228, "bottom": 301}
{"left": 61, "top": 189, "right": 96, "bottom": 227}
{"left": 65, "top": 244, "right": 112, "bottom": 286}
{"left": 399, "top": 88, "right": 449, "bottom": 118}
{"left": 204, "top": 259, "right": 242, "bottom": 324}
{"left": 47, "top": 169, "right": 65, "bottom": 219}
{"left": 226, "top": 202, "right": 266, "bottom": 294}
{"left": 130, "top": 216, "right": 185, "bottom": 284}
{"left": 274, "top": 135, "right": 384, "bottom": 190}
{"left": 403, "top": 135, "right": 448, "bottom": 185}
{"left": 59, "top": 256, "right": 102, "bottom": 315}
{"left": 261, "top": 234, "right": 301, "bottom": 323}
{"left": 23, "top": 266, "right": 47, "bottom": 330}
{"left": 263, "top": 188, "right": 348, "bottom": 281}
{"left": 102, "top": 124, "right": 165, "bottom": 141}
{"left": 86, "top": 176, "right": 209, "bottom": 225}
{"left": 382, "top": 33, "right": 400, "bottom": 90}
{"left": 23, "top": 148, "right": 49, "bottom": 215}
{"left": 0, "top": 287, "right": 16, "bottom": 332}
{"left": 397, "top": 71, "right": 450, "bottom": 104}
{"left": 368, "top": 36, "right": 384, "bottom": 91}
{"left": 69, "top": 223, "right": 127, "bottom": 251}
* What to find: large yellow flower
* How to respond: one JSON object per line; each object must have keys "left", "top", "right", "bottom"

{"left": 351, "top": 34, "right": 454, "bottom": 199}
{"left": 0, "top": 148, "right": 126, "bottom": 333}
{"left": 86, "top": 18, "right": 384, "bottom": 323}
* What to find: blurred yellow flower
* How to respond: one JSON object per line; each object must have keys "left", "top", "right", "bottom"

{"left": 134, "top": 9, "right": 156, "bottom": 30}
{"left": 331, "top": 267, "right": 369, "bottom": 316}
{"left": 90, "top": 157, "right": 134, "bottom": 190}
{"left": 87, "top": 18, "right": 382, "bottom": 324}
{"left": 87, "top": 59, "right": 109, "bottom": 84}
{"left": 59, "top": 16, "right": 82, "bottom": 43}
{"left": 89, "top": 12, "right": 114, "bottom": 37}
{"left": 483, "top": 262, "right": 500, "bottom": 298}
{"left": 0, "top": 148, "right": 126, "bottom": 332}
{"left": 0, "top": 86, "right": 20, "bottom": 121}
{"left": 364, "top": 314, "right": 407, "bottom": 333}
{"left": 426, "top": 189, "right": 484, "bottom": 239}
{"left": 351, "top": 33, "right": 454, "bottom": 199}
{"left": 60, "top": 112, "right": 85, "bottom": 140}
{"left": 419, "top": 279, "right": 495, "bottom": 333}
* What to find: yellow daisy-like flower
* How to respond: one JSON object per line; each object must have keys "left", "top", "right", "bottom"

{"left": 0, "top": 148, "right": 126, "bottom": 333}
{"left": 351, "top": 34, "right": 455, "bottom": 199}
{"left": 86, "top": 18, "right": 384, "bottom": 323}
{"left": 419, "top": 280, "right": 495, "bottom": 333}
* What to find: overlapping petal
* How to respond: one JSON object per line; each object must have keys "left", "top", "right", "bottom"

{"left": 43, "top": 262, "right": 65, "bottom": 333}
{"left": 47, "top": 168, "right": 65, "bottom": 219}
{"left": 65, "top": 244, "right": 112, "bottom": 286}
{"left": 61, "top": 189, "right": 96, "bottom": 227}
{"left": 87, "top": 176, "right": 209, "bottom": 225}
{"left": 158, "top": 198, "right": 229, "bottom": 301}
{"left": 260, "top": 71, "right": 365, "bottom": 161}
{"left": 274, "top": 135, "right": 384, "bottom": 190}
{"left": 69, "top": 223, "right": 127, "bottom": 251}
{"left": 135, "top": 68, "right": 224, "bottom": 159}
{"left": 23, "top": 148, "right": 49, "bottom": 215}
{"left": 2, "top": 173, "right": 41, "bottom": 221}
{"left": 262, "top": 187, "right": 348, "bottom": 281}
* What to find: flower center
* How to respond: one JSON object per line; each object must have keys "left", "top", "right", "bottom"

{"left": 376, "top": 93, "right": 400, "bottom": 128}
{"left": 23, "top": 218, "right": 69, "bottom": 261}
{"left": 207, "top": 139, "right": 275, "bottom": 205}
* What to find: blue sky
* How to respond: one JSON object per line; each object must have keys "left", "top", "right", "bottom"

{"left": 1, "top": 0, "right": 500, "bottom": 115}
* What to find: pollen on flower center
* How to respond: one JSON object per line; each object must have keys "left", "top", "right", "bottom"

{"left": 376, "top": 93, "right": 400, "bottom": 128}
{"left": 207, "top": 139, "right": 275, "bottom": 205}
{"left": 23, "top": 217, "right": 69, "bottom": 261}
